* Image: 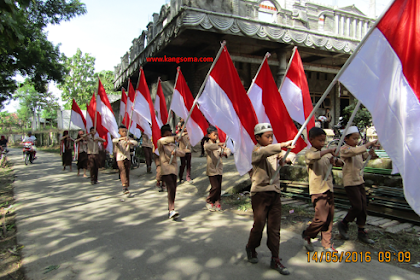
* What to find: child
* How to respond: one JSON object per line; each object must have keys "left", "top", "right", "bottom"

{"left": 178, "top": 126, "right": 193, "bottom": 184}
{"left": 112, "top": 125, "right": 138, "bottom": 194}
{"left": 60, "top": 131, "right": 74, "bottom": 171}
{"left": 245, "top": 123, "right": 294, "bottom": 276}
{"left": 204, "top": 126, "right": 230, "bottom": 211}
{"left": 338, "top": 126, "right": 378, "bottom": 244}
{"left": 75, "top": 130, "right": 88, "bottom": 177}
{"left": 302, "top": 127, "right": 343, "bottom": 253}
{"left": 142, "top": 133, "right": 153, "bottom": 173}
{"left": 157, "top": 124, "right": 185, "bottom": 219}
{"left": 87, "top": 127, "right": 106, "bottom": 185}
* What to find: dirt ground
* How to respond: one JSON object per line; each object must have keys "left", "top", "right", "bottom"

{"left": 0, "top": 161, "right": 25, "bottom": 280}
{"left": 223, "top": 193, "right": 420, "bottom": 275}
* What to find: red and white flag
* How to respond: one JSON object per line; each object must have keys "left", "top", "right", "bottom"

{"left": 120, "top": 88, "right": 127, "bottom": 119}
{"left": 279, "top": 49, "right": 315, "bottom": 136}
{"left": 154, "top": 78, "right": 168, "bottom": 127}
{"left": 86, "top": 93, "right": 112, "bottom": 154}
{"left": 338, "top": 0, "right": 420, "bottom": 215}
{"left": 97, "top": 79, "right": 119, "bottom": 138}
{"left": 133, "top": 68, "right": 161, "bottom": 149}
{"left": 248, "top": 57, "right": 306, "bottom": 153}
{"left": 169, "top": 67, "right": 208, "bottom": 146}
{"left": 124, "top": 80, "right": 144, "bottom": 138}
{"left": 198, "top": 46, "right": 258, "bottom": 175}
{"left": 70, "top": 99, "right": 86, "bottom": 130}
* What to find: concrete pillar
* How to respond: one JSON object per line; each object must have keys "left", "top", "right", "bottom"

{"left": 276, "top": 50, "right": 288, "bottom": 87}
{"left": 358, "top": 19, "right": 362, "bottom": 39}
{"left": 334, "top": 14, "right": 339, "bottom": 34}
{"left": 353, "top": 18, "right": 357, "bottom": 38}
{"left": 346, "top": 17, "right": 350, "bottom": 37}
{"left": 340, "top": 15, "right": 344, "bottom": 36}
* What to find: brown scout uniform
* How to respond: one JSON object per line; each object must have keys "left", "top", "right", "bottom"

{"left": 113, "top": 138, "right": 138, "bottom": 187}
{"left": 142, "top": 134, "right": 153, "bottom": 169}
{"left": 157, "top": 136, "right": 186, "bottom": 211}
{"left": 247, "top": 143, "right": 284, "bottom": 258}
{"left": 304, "top": 147, "right": 334, "bottom": 249}
{"left": 179, "top": 132, "right": 192, "bottom": 181}
{"left": 340, "top": 144, "right": 369, "bottom": 226}
{"left": 87, "top": 135, "right": 101, "bottom": 183}
{"left": 204, "top": 140, "right": 231, "bottom": 206}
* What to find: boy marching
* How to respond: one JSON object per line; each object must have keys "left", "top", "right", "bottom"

{"left": 157, "top": 124, "right": 185, "bottom": 219}
{"left": 338, "top": 126, "right": 378, "bottom": 244}
{"left": 302, "top": 127, "right": 343, "bottom": 252}
{"left": 112, "top": 125, "right": 138, "bottom": 194}
{"left": 204, "top": 126, "right": 230, "bottom": 212}
{"left": 87, "top": 127, "right": 106, "bottom": 185}
{"left": 245, "top": 123, "right": 294, "bottom": 276}
{"left": 178, "top": 126, "right": 193, "bottom": 184}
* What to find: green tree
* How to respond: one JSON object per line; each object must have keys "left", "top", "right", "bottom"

{"left": 14, "top": 79, "right": 59, "bottom": 130}
{"left": 59, "top": 48, "right": 96, "bottom": 109}
{"left": 0, "top": 0, "right": 86, "bottom": 109}
{"left": 342, "top": 100, "right": 372, "bottom": 140}
{"left": 16, "top": 104, "right": 31, "bottom": 130}
{"left": 0, "top": 112, "right": 20, "bottom": 133}
{"left": 95, "top": 70, "right": 117, "bottom": 95}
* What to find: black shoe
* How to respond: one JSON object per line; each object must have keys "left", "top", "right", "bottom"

{"left": 358, "top": 230, "right": 375, "bottom": 244}
{"left": 91, "top": 181, "right": 95, "bottom": 185}
{"left": 338, "top": 221, "right": 350, "bottom": 240}
{"left": 270, "top": 257, "right": 290, "bottom": 275}
{"left": 147, "top": 166, "right": 152, "bottom": 173}
{"left": 245, "top": 246, "right": 258, "bottom": 263}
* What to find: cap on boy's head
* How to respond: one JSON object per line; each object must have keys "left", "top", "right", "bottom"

{"left": 254, "top": 123, "right": 272, "bottom": 135}
{"left": 308, "top": 127, "right": 326, "bottom": 139}
{"left": 345, "top": 126, "right": 359, "bottom": 137}
{"left": 161, "top": 124, "right": 172, "bottom": 136}
{"left": 119, "top": 125, "right": 127, "bottom": 129}
{"left": 207, "top": 125, "right": 217, "bottom": 134}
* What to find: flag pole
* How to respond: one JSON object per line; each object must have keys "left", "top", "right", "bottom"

{"left": 127, "top": 78, "right": 139, "bottom": 135}
{"left": 268, "top": 46, "right": 300, "bottom": 184}
{"left": 167, "top": 69, "right": 181, "bottom": 126}
{"left": 120, "top": 87, "right": 126, "bottom": 126}
{"left": 323, "top": 100, "right": 362, "bottom": 181}
{"left": 246, "top": 52, "right": 271, "bottom": 95}
{"left": 215, "top": 135, "right": 229, "bottom": 169}
{"left": 94, "top": 90, "right": 98, "bottom": 132}
{"left": 169, "top": 41, "right": 226, "bottom": 164}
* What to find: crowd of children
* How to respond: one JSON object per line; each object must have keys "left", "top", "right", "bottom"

{"left": 47, "top": 119, "right": 380, "bottom": 276}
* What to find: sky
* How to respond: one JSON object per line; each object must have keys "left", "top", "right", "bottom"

{"left": 3, "top": 0, "right": 390, "bottom": 113}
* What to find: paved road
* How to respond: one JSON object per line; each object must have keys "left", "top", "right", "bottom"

{"left": 10, "top": 149, "right": 419, "bottom": 280}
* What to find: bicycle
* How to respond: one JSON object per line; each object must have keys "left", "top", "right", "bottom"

{"left": 130, "top": 144, "right": 140, "bottom": 169}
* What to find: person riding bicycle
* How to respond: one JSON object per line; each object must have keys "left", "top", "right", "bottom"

{"left": 21, "top": 132, "right": 37, "bottom": 159}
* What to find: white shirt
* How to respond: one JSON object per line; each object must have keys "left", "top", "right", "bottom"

{"left": 23, "top": 136, "right": 36, "bottom": 144}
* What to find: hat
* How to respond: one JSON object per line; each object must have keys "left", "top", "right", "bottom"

{"left": 254, "top": 123, "right": 273, "bottom": 135}
{"left": 345, "top": 126, "right": 359, "bottom": 136}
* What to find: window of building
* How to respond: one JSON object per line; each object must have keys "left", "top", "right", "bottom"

{"left": 258, "top": 1, "right": 277, "bottom": 23}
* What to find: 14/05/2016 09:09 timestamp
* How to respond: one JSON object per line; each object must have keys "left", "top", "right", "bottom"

{"left": 307, "top": 251, "right": 411, "bottom": 263}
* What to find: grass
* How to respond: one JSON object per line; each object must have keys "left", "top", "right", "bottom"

{"left": 37, "top": 146, "right": 61, "bottom": 154}
{"left": 0, "top": 164, "right": 26, "bottom": 280}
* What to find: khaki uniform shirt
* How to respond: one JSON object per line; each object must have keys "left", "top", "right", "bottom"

{"left": 142, "top": 134, "right": 153, "bottom": 148}
{"left": 305, "top": 147, "right": 333, "bottom": 195}
{"left": 250, "top": 143, "right": 284, "bottom": 195}
{"left": 112, "top": 138, "right": 138, "bottom": 161}
{"left": 179, "top": 133, "right": 191, "bottom": 153}
{"left": 204, "top": 140, "right": 231, "bottom": 176}
{"left": 340, "top": 144, "right": 368, "bottom": 187}
{"left": 158, "top": 136, "right": 186, "bottom": 176}
{"left": 77, "top": 140, "right": 88, "bottom": 153}
{"left": 87, "top": 134, "right": 100, "bottom": 155}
